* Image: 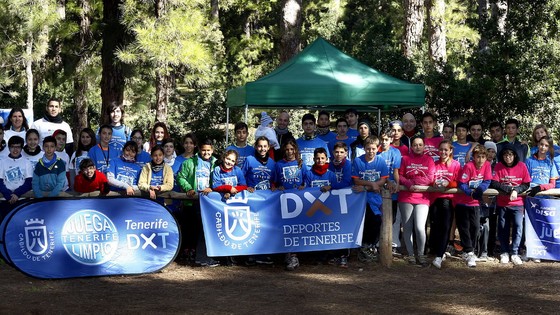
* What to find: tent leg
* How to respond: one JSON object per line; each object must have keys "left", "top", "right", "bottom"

{"left": 378, "top": 109, "right": 381, "bottom": 135}
{"left": 244, "top": 105, "right": 248, "bottom": 123}
{"left": 226, "top": 107, "right": 230, "bottom": 144}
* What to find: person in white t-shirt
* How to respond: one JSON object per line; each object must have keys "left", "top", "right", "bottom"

{"left": 30, "top": 98, "right": 74, "bottom": 154}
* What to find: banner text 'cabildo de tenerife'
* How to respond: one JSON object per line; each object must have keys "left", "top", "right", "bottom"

{"left": 0, "top": 198, "right": 180, "bottom": 279}
{"left": 200, "top": 189, "right": 367, "bottom": 256}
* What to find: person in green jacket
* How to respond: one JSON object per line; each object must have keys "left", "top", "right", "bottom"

{"left": 176, "top": 138, "right": 218, "bottom": 266}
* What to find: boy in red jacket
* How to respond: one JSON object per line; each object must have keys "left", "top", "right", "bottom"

{"left": 74, "top": 158, "right": 110, "bottom": 195}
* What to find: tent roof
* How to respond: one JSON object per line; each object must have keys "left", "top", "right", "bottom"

{"left": 227, "top": 37, "right": 425, "bottom": 111}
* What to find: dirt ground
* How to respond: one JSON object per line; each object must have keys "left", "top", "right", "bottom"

{"left": 1, "top": 254, "right": 559, "bottom": 315}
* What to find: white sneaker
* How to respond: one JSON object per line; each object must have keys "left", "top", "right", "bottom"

{"left": 467, "top": 252, "right": 476, "bottom": 268}
{"left": 432, "top": 257, "right": 443, "bottom": 269}
{"left": 511, "top": 254, "right": 523, "bottom": 266}
{"left": 500, "top": 253, "right": 510, "bottom": 264}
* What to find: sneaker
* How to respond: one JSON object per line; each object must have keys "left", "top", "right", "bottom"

{"left": 405, "top": 255, "right": 417, "bottom": 265}
{"left": 500, "top": 253, "right": 510, "bottom": 264}
{"left": 432, "top": 257, "right": 443, "bottom": 269}
{"left": 418, "top": 255, "right": 429, "bottom": 267}
{"left": 532, "top": 259, "right": 541, "bottom": 263}
{"left": 244, "top": 257, "right": 257, "bottom": 266}
{"left": 511, "top": 254, "right": 523, "bottom": 266}
{"left": 358, "top": 246, "right": 378, "bottom": 263}
{"left": 477, "top": 253, "right": 488, "bottom": 262}
{"left": 444, "top": 244, "right": 454, "bottom": 257}
{"left": 286, "top": 255, "right": 299, "bottom": 271}
{"left": 467, "top": 252, "right": 477, "bottom": 268}
{"left": 461, "top": 252, "right": 469, "bottom": 261}
{"left": 256, "top": 256, "right": 274, "bottom": 265}
{"left": 201, "top": 259, "right": 220, "bottom": 267}
{"left": 338, "top": 256, "right": 348, "bottom": 268}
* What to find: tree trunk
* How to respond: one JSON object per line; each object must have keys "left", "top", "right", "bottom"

{"left": 73, "top": 0, "right": 92, "bottom": 147}
{"left": 25, "top": 33, "right": 34, "bottom": 112}
{"left": 279, "top": 0, "right": 302, "bottom": 63}
{"left": 101, "top": 0, "right": 126, "bottom": 123}
{"left": 477, "top": 0, "right": 490, "bottom": 52}
{"left": 492, "top": 0, "right": 508, "bottom": 36}
{"left": 426, "top": 0, "right": 446, "bottom": 69}
{"left": 211, "top": 0, "right": 219, "bottom": 20}
{"left": 402, "top": 0, "right": 425, "bottom": 58}
{"left": 155, "top": 72, "right": 170, "bottom": 123}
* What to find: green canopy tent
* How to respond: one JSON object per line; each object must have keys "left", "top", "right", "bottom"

{"left": 225, "top": 37, "right": 425, "bottom": 140}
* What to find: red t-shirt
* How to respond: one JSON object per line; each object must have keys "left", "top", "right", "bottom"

{"left": 74, "top": 171, "right": 109, "bottom": 194}
{"left": 493, "top": 162, "right": 531, "bottom": 207}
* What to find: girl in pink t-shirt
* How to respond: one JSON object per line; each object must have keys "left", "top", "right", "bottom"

{"left": 398, "top": 137, "right": 435, "bottom": 265}
{"left": 490, "top": 144, "right": 531, "bottom": 266}
{"left": 456, "top": 144, "right": 492, "bottom": 268}
{"left": 430, "top": 140, "right": 461, "bottom": 269}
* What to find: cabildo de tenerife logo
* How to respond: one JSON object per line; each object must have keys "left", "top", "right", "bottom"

{"left": 215, "top": 194, "right": 261, "bottom": 250}
{"left": 19, "top": 218, "right": 55, "bottom": 261}
{"left": 61, "top": 210, "right": 119, "bottom": 265}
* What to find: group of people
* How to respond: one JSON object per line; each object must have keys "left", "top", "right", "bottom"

{"left": 0, "top": 100, "right": 554, "bottom": 271}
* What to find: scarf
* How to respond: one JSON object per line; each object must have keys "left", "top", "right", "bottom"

{"left": 43, "top": 111, "right": 63, "bottom": 123}
{"left": 41, "top": 153, "right": 58, "bottom": 169}
{"left": 151, "top": 161, "right": 164, "bottom": 173}
{"left": 275, "top": 127, "right": 289, "bottom": 135}
{"left": 121, "top": 154, "right": 136, "bottom": 163}
{"left": 316, "top": 126, "right": 330, "bottom": 136}
{"left": 23, "top": 145, "right": 41, "bottom": 156}
{"left": 312, "top": 163, "right": 329, "bottom": 176}
{"left": 256, "top": 154, "right": 268, "bottom": 164}
{"left": 303, "top": 134, "right": 316, "bottom": 141}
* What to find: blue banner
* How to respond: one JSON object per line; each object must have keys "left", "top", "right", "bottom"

{"left": 0, "top": 198, "right": 180, "bottom": 279}
{"left": 525, "top": 196, "right": 560, "bottom": 261}
{"left": 200, "top": 188, "right": 366, "bottom": 256}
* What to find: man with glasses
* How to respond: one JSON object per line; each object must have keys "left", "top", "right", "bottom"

{"left": 0, "top": 136, "right": 33, "bottom": 221}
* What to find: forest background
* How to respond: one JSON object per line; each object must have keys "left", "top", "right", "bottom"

{"left": 1, "top": 0, "right": 559, "bottom": 151}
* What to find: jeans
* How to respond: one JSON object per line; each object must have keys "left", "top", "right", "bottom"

{"left": 455, "top": 204, "right": 480, "bottom": 253}
{"left": 498, "top": 206, "right": 524, "bottom": 255}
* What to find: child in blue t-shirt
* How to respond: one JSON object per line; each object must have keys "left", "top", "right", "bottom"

{"left": 243, "top": 136, "right": 276, "bottom": 191}
{"left": 300, "top": 147, "right": 337, "bottom": 192}
{"left": 212, "top": 149, "right": 248, "bottom": 199}
{"left": 226, "top": 122, "right": 255, "bottom": 167}
{"left": 275, "top": 140, "right": 305, "bottom": 190}
{"left": 329, "top": 141, "right": 353, "bottom": 188}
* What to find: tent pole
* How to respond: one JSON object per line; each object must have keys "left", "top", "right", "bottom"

{"left": 244, "top": 105, "right": 248, "bottom": 123}
{"left": 226, "top": 107, "right": 230, "bottom": 144}
{"left": 378, "top": 109, "right": 381, "bottom": 135}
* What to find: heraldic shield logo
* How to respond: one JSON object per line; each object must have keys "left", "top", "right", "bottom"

{"left": 25, "top": 219, "right": 48, "bottom": 256}
{"left": 224, "top": 206, "right": 253, "bottom": 241}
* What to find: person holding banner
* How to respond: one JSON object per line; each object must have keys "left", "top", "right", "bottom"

{"left": 176, "top": 139, "right": 218, "bottom": 266}
{"left": 106, "top": 141, "right": 142, "bottom": 195}
{"left": 398, "top": 136, "right": 435, "bottom": 266}
{"left": 351, "top": 136, "right": 389, "bottom": 263}
{"left": 243, "top": 136, "right": 276, "bottom": 192}
{"left": 0, "top": 136, "right": 33, "bottom": 208}
{"left": 490, "top": 144, "right": 531, "bottom": 265}
{"left": 300, "top": 147, "right": 338, "bottom": 192}
{"left": 73, "top": 158, "right": 110, "bottom": 195}
{"left": 138, "top": 145, "right": 174, "bottom": 200}
{"left": 32, "top": 136, "right": 67, "bottom": 198}
{"left": 212, "top": 149, "right": 248, "bottom": 200}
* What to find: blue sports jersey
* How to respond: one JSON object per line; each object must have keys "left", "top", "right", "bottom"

{"left": 317, "top": 131, "right": 337, "bottom": 148}
{"left": 242, "top": 155, "right": 276, "bottom": 190}
{"left": 328, "top": 160, "right": 352, "bottom": 188}
{"left": 347, "top": 128, "right": 359, "bottom": 142}
{"left": 302, "top": 168, "right": 337, "bottom": 188}
{"left": 328, "top": 137, "right": 354, "bottom": 160}
{"left": 296, "top": 137, "right": 330, "bottom": 168}
{"left": 275, "top": 159, "right": 304, "bottom": 190}
{"left": 106, "top": 157, "right": 142, "bottom": 190}
{"left": 88, "top": 144, "right": 121, "bottom": 173}
{"left": 212, "top": 165, "right": 246, "bottom": 189}
{"left": 452, "top": 141, "right": 472, "bottom": 167}
{"left": 377, "top": 147, "right": 402, "bottom": 201}
{"left": 526, "top": 155, "right": 559, "bottom": 187}
{"left": 352, "top": 155, "right": 389, "bottom": 215}
{"left": 226, "top": 144, "right": 255, "bottom": 167}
